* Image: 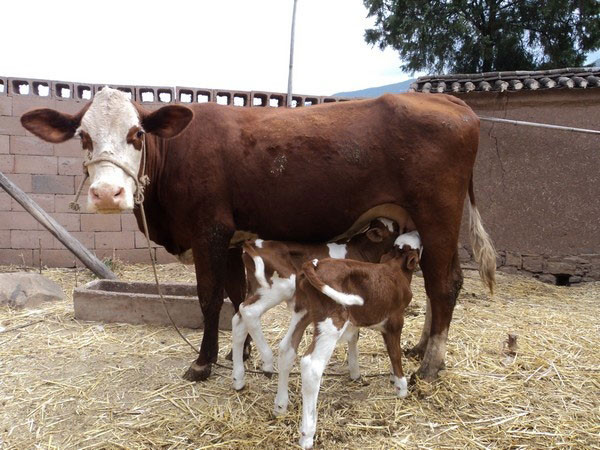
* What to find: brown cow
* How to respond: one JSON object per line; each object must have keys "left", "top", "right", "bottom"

{"left": 20, "top": 87, "right": 495, "bottom": 383}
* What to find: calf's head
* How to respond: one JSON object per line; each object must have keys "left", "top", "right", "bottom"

{"left": 21, "top": 87, "right": 193, "bottom": 213}
{"left": 346, "top": 218, "right": 400, "bottom": 261}
{"left": 381, "top": 230, "right": 422, "bottom": 281}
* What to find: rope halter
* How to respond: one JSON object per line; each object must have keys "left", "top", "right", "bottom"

{"left": 69, "top": 135, "right": 149, "bottom": 211}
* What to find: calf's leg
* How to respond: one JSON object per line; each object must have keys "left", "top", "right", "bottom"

{"left": 231, "top": 310, "right": 250, "bottom": 390}
{"left": 382, "top": 322, "right": 408, "bottom": 398}
{"left": 299, "top": 319, "right": 347, "bottom": 450}
{"left": 274, "top": 309, "right": 310, "bottom": 416}
{"left": 224, "top": 247, "right": 252, "bottom": 361}
{"left": 343, "top": 327, "right": 361, "bottom": 380}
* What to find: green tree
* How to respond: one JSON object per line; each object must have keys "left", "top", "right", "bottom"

{"left": 363, "top": 0, "right": 600, "bottom": 74}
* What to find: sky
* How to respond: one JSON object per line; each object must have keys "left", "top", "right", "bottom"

{"left": 2, "top": 0, "right": 413, "bottom": 96}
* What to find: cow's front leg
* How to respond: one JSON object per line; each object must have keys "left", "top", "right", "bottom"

{"left": 183, "top": 230, "right": 232, "bottom": 382}
{"left": 406, "top": 296, "right": 431, "bottom": 359}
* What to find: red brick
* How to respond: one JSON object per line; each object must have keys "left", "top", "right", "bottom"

{"left": 0, "top": 116, "right": 28, "bottom": 136}
{"left": 155, "top": 247, "right": 178, "bottom": 264}
{"left": 32, "top": 249, "right": 77, "bottom": 268}
{"left": 4, "top": 173, "right": 32, "bottom": 192}
{"left": 54, "top": 139, "right": 84, "bottom": 157}
{"left": 121, "top": 212, "right": 140, "bottom": 231}
{"left": 32, "top": 174, "right": 74, "bottom": 194}
{"left": 0, "top": 96, "right": 12, "bottom": 116}
{"left": 10, "top": 135, "right": 54, "bottom": 156}
{"left": 0, "top": 230, "right": 10, "bottom": 247}
{"left": 81, "top": 213, "right": 121, "bottom": 231}
{"left": 0, "top": 249, "right": 33, "bottom": 266}
{"left": 58, "top": 156, "right": 84, "bottom": 175}
{"left": 0, "top": 211, "right": 40, "bottom": 230}
{"left": 14, "top": 155, "right": 57, "bottom": 174}
{"left": 0, "top": 154, "right": 14, "bottom": 172}
{"left": 55, "top": 194, "right": 89, "bottom": 213}
{"left": 0, "top": 135, "right": 8, "bottom": 154}
{"left": 11, "top": 193, "right": 54, "bottom": 212}
{"left": 0, "top": 192, "right": 11, "bottom": 211}
{"left": 51, "top": 212, "right": 81, "bottom": 232}
{"left": 95, "top": 231, "right": 135, "bottom": 250}
{"left": 11, "top": 229, "right": 55, "bottom": 249}
{"left": 135, "top": 230, "right": 160, "bottom": 248}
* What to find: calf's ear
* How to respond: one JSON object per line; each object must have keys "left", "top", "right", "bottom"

{"left": 404, "top": 252, "right": 419, "bottom": 271}
{"left": 366, "top": 227, "right": 384, "bottom": 243}
{"left": 21, "top": 105, "right": 89, "bottom": 143}
{"left": 141, "top": 105, "right": 193, "bottom": 138}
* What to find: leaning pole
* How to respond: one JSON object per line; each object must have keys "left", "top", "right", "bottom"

{"left": 0, "top": 171, "right": 117, "bottom": 280}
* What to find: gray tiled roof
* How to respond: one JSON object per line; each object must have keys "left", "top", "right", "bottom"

{"left": 410, "top": 67, "right": 600, "bottom": 93}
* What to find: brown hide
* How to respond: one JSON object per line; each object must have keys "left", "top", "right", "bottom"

{"left": 136, "top": 93, "right": 478, "bottom": 253}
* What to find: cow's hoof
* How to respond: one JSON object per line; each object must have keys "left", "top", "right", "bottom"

{"left": 410, "top": 364, "right": 443, "bottom": 385}
{"left": 405, "top": 344, "right": 426, "bottom": 360}
{"left": 263, "top": 370, "right": 274, "bottom": 379}
{"left": 182, "top": 362, "right": 212, "bottom": 381}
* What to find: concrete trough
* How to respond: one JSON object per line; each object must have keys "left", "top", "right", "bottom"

{"left": 73, "top": 280, "right": 234, "bottom": 330}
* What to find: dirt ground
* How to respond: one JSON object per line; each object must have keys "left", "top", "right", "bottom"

{"left": 1, "top": 262, "right": 599, "bottom": 449}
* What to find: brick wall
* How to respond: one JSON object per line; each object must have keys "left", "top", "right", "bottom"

{"left": 0, "top": 76, "right": 346, "bottom": 268}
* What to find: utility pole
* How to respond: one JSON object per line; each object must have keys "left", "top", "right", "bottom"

{"left": 287, "top": 0, "right": 299, "bottom": 107}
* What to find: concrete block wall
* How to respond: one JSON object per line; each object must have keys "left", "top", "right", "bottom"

{"left": 0, "top": 76, "right": 348, "bottom": 268}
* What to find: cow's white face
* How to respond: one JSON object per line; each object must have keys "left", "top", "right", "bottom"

{"left": 21, "top": 87, "right": 194, "bottom": 213}
{"left": 79, "top": 88, "right": 143, "bottom": 212}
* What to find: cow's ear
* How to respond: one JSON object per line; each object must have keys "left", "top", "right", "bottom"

{"left": 21, "top": 105, "right": 88, "bottom": 143}
{"left": 366, "top": 227, "right": 384, "bottom": 243}
{"left": 141, "top": 105, "right": 193, "bottom": 138}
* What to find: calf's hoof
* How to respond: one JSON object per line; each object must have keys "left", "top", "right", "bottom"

{"left": 232, "top": 377, "right": 246, "bottom": 391}
{"left": 273, "top": 402, "right": 288, "bottom": 417}
{"left": 299, "top": 432, "right": 314, "bottom": 449}
{"left": 182, "top": 362, "right": 212, "bottom": 382}
{"left": 410, "top": 363, "right": 444, "bottom": 385}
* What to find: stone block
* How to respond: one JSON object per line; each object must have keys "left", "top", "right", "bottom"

{"left": 155, "top": 247, "right": 178, "bottom": 264}
{"left": 58, "top": 157, "right": 84, "bottom": 175}
{"left": 522, "top": 255, "right": 543, "bottom": 273}
{"left": 11, "top": 230, "right": 55, "bottom": 249}
{"left": 4, "top": 173, "right": 32, "bottom": 192}
{"left": 505, "top": 252, "right": 522, "bottom": 268}
{"left": 73, "top": 280, "right": 233, "bottom": 330}
{"left": 0, "top": 249, "right": 33, "bottom": 265}
{"left": 120, "top": 212, "right": 140, "bottom": 231}
{"left": 0, "top": 230, "right": 10, "bottom": 247}
{"left": 544, "top": 260, "right": 576, "bottom": 275}
{"left": 0, "top": 135, "right": 8, "bottom": 153}
{"left": 0, "top": 272, "right": 65, "bottom": 308}
{"left": 33, "top": 249, "right": 78, "bottom": 268}
{"left": 0, "top": 154, "right": 14, "bottom": 172}
{"left": 51, "top": 212, "right": 81, "bottom": 232}
{"left": 0, "top": 116, "right": 28, "bottom": 136}
{"left": 95, "top": 231, "right": 135, "bottom": 250}
{"left": 0, "top": 211, "right": 41, "bottom": 230}
{"left": 10, "top": 135, "right": 54, "bottom": 156}
{"left": 0, "top": 193, "right": 11, "bottom": 211}
{"left": 0, "top": 96, "right": 12, "bottom": 116}
{"left": 32, "top": 174, "right": 74, "bottom": 194}
{"left": 11, "top": 194, "right": 54, "bottom": 213}
{"left": 54, "top": 139, "right": 84, "bottom": 157}
{"left": 14, "top": 155, "right": 57, "bottom": 174}
{"left": 81, "top": 214, "right": 121, "bottom": 232}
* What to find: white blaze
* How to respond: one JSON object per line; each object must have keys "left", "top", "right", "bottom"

{"left": 79, "top": 87, "right": 143, "bottom": 212}
{"left": 327, "top": 243, "right": 347, "bottom": 259}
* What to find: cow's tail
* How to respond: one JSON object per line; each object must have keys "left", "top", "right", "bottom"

{"left": 242, "top": 241, "right": 269, "bottom": 290}
{"left": 467, "top": 175, "right": 497, "bottom": 295}
{"left": 302, "top": 259, "right": 364, "bottom": 306}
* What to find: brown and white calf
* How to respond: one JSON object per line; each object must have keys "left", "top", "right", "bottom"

{"left": 231, "top": 218, "right": 401, "bottom": 390}
{"left": 273, "top": 231, "right": 421, "bottom": 449}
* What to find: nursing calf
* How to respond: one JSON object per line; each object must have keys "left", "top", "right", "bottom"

{"left": 274, "top": 231, "right": 421, "bottom": 449}
{"left": 231, "top": 219, "right": 401, "bottom": 390}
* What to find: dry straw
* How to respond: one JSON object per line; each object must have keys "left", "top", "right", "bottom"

{"left": 1, "top": 263, "right": 599, "bottom": 449}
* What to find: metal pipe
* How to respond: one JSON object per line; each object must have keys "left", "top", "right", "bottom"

{"left": 479, "top": 116, "right": 600, "bottom": 136}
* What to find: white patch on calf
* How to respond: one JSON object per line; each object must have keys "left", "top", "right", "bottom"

{"left": 81, "top": 88, "right": 143, "bottom": 212}
{"left": 254, "top": 239, "right": 264, "bottom": 248}
{"left": 252, "top": 255, "right": 269, "bottom": 289}
{"left": 394, "top": 230, "right": 421, "bottom": 251}
{"left": 321, "top": 284, "right": 364, "bottom": 306}
{"left": 327, "top": 243, "right": 347, "bottom": 259}
{"left": 378, "top": 218, "right": 395, "bottom": 232}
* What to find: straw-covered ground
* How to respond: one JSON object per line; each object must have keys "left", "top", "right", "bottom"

{"left": 1, "top": 262, "right": 599, "bottom": 449}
